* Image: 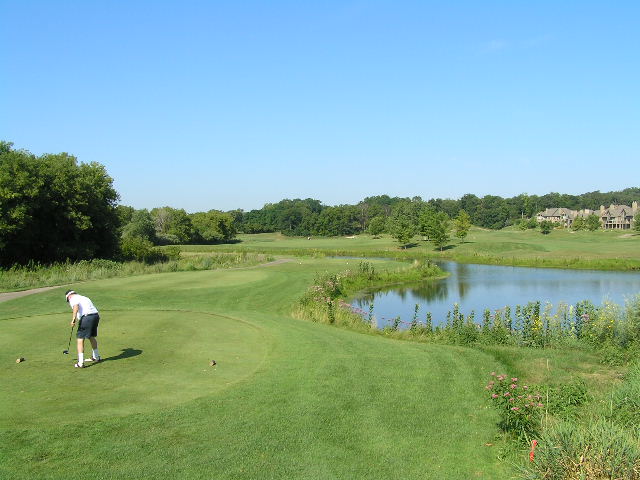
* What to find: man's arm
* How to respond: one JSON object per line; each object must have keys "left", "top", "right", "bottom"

{"left": 71, "top": 305, "right": 79, "bottom": 326}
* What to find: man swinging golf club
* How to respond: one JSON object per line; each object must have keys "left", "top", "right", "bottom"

{"left": 65, "top": 290, "right": 101, "bottom": 368}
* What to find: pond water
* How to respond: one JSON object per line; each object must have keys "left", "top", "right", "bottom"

{"left": 350, "top": 261, "right": 640, "bottom": 329}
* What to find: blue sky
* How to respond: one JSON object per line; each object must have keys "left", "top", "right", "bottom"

{"left": 1, "top": 1, "right": 638, "bottom": 212}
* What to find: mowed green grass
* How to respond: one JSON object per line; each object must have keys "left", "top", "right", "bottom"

{"left": 180, "top": 228, "right": 640, "bottom": 264}
{"left": 1, "top": 258, "right": 512, "bottom": 479}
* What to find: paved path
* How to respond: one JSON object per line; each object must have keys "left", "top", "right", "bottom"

{"left": 0, "top": 286, "right": 61, "bottom": 303}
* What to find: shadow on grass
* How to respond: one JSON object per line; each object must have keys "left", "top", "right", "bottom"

{"left": 103, "top": 348, "right": 143, "bottom": 362}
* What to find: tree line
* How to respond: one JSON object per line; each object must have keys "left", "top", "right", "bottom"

{"left": 233, "top": 188, "right": 640, "bottom": 238}
{"left": 2, "top": 141, "right": 638, "bottom": 266}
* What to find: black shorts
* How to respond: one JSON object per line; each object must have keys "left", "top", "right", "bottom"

{"left": 77, "top": 313, "right": 100, "bottom": 339}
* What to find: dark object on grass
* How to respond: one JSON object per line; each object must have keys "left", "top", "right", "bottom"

{"left": 210, "top": 360, "right": 217, "bottom": 367}
{"left": 63, "top": 324, "right": 75, "bottom": 354}
{"left": 16, "top": 357, "right": 25, "bottom": 363}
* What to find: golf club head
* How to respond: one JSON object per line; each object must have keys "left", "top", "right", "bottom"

{"left": 63, "top": 350, "right": 69, "bottom": 355}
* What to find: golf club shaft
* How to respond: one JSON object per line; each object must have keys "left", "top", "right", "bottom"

{"left": 66, "top": 323, "right": 74, "bottom": 352}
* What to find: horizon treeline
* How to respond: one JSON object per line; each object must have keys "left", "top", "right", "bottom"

{"left": 233, "top": 188, "right": 640, "bottom": 237}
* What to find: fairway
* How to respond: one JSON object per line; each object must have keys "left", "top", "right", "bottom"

{"left": 0, "top": 259, "right": 512, "bottom": 479}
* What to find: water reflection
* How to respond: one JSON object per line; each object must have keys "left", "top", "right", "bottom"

{"left": 351, "top": 261, "right": 640, "bottom": 329}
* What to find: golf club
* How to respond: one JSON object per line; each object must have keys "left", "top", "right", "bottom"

{"left": 63, "top": 324, "right": 74, "bottom": 354}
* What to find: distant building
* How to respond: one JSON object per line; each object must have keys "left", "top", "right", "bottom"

{"left": 536, "top": 202, "right": 638, "bottom": 229}
{"left": 599, "top": 202, "right": 638, "bottom": 230}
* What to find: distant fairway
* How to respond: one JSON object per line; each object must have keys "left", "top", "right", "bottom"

{"left": 0, "top": 258, "right": 526, "bottom": 478}
{"left": 179, "top": 228, "right": 640, "bottom": 270}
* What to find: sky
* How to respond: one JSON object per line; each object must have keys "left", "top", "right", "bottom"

{"left": 1, "top": 1, "right": 639, "bottom": 212}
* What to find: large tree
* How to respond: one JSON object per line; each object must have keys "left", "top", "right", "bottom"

{"left": 0, "top": 142, "right": 120, "bottom": 266}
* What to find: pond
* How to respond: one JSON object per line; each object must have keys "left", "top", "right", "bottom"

{"left": 350, "top": 261, "right": 640, "bottom": 329}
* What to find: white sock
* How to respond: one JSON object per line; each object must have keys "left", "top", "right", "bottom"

{"left": 78, "top": 353, "right": 84, "bottom": 364}
{"left": 92, "top": 349, "right": 100, "bottom": 359}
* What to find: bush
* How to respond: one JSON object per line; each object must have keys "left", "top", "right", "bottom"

{"left": 120, "top": 236, "right": 167, "bottom": 263}
{"left": 486, "top": 373, "right": 545, "bottom": 441}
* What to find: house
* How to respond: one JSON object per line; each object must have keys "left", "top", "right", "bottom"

{"left": 535, "top": 208, "right": 593, "bottom": 228}
{"left": 536, "top": 202, "right": 638, "bottom": 229}
{"left": 599, "top": 202, "right": 638, "bottom": 230}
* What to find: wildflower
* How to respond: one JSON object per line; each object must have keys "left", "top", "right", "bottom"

{"left": 511, "top": 378, "right": 518, "bottom": 382}
{"left": 511, "top": 407, "right": 520, "bottom": 411}
{"left": 537, "top": 403, "right": 544, "bottom": 407}
{"left": 510, "top": 384, "right": 517, "bottom": 389}
{"left": 491, "top": 394, "right": 498, "bottom": 399}
{"left": 503, "top": 392, "right": 510, "bottom": 397}
{"left": 523, "top": 385, "right": 529, "bottom": 390}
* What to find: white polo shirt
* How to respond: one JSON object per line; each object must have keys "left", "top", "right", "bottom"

{"left": 69, "top": 295, "right": 99, "bottom": 317}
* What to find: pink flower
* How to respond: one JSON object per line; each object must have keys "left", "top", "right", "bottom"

{"left": 510, "top": 384, "right": 517, "bottom": 389}
{"left": 492, "top": 394, "right": 498, "bottom": 399}
{"left": 511, "top": 378, "right": 518, "bottom": 382}
{"left": 503, "top": 392, "right": 511, "bottom": 397}
{"left": 511, "top": 407, "right": 520, "bottom": 411}
{"left": 537, "top": 403, "right": 544, "bottom": 407}
{"left": 523, "top": 385, "right": 529, "bottom": 390}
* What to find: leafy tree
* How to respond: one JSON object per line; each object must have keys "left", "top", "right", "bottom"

{"left": 122, "top": 209, "right": 156, "bottom": 242}
{"left": 453, "top": 210, "right": 471, "bottom": 241}
{"left": 314, "top": 206, "right": 360, "bottom": 237}
{"left": 151, "top": 207, "right": 193, "bottom": 244}
{"left": 190, "top": 210, "right": 236, "bottom": 243}
{"left": 426, "top": 212, "right": 450, "bottom": 251}
{"left": 571, "top": 216, "right": 586, "bottom": 231}
{"left": 388, "top": 204, "right": 417, "bottom": 248}
{"left": 418, "top": 206, "right": 437, "bottom": 239}
{"left": 586, "top": 214, "right": 601, "bottom": 231}
{"left": 635, "top": 213, "right": 640, "bottom": 233}
{"left": 367, "top": 216, "right": 386, "bottom": 237}
{"left": 539, "top": 220, "right": 554, "bottom": 234}
{"left": 0, "top": 142, "right": 120, "bottom": 266}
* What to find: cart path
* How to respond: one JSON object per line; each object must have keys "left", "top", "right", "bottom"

{"left": 0, "top": 259, "right": 295, "bottom": 303}
{"left": 0, "top": 286, "right": 61, "bottom": 303}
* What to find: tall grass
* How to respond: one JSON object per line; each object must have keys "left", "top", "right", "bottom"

{"left": 0, "top": 253, "right": 274, "bottom": 291}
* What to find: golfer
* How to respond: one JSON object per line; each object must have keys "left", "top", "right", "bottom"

{"left": 65, "top": 290, "right": 101, "bottom": 368}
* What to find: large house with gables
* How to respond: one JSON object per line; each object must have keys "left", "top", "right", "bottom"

{"left": 536, "top": 202, "right": 639, "bottom": 230}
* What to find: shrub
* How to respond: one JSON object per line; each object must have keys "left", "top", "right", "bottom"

{"left": 120, "top": 236, "right": 167, "bottom": 263}
{"left": 486, "top": 373, "right": 544, "bottom": 441}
